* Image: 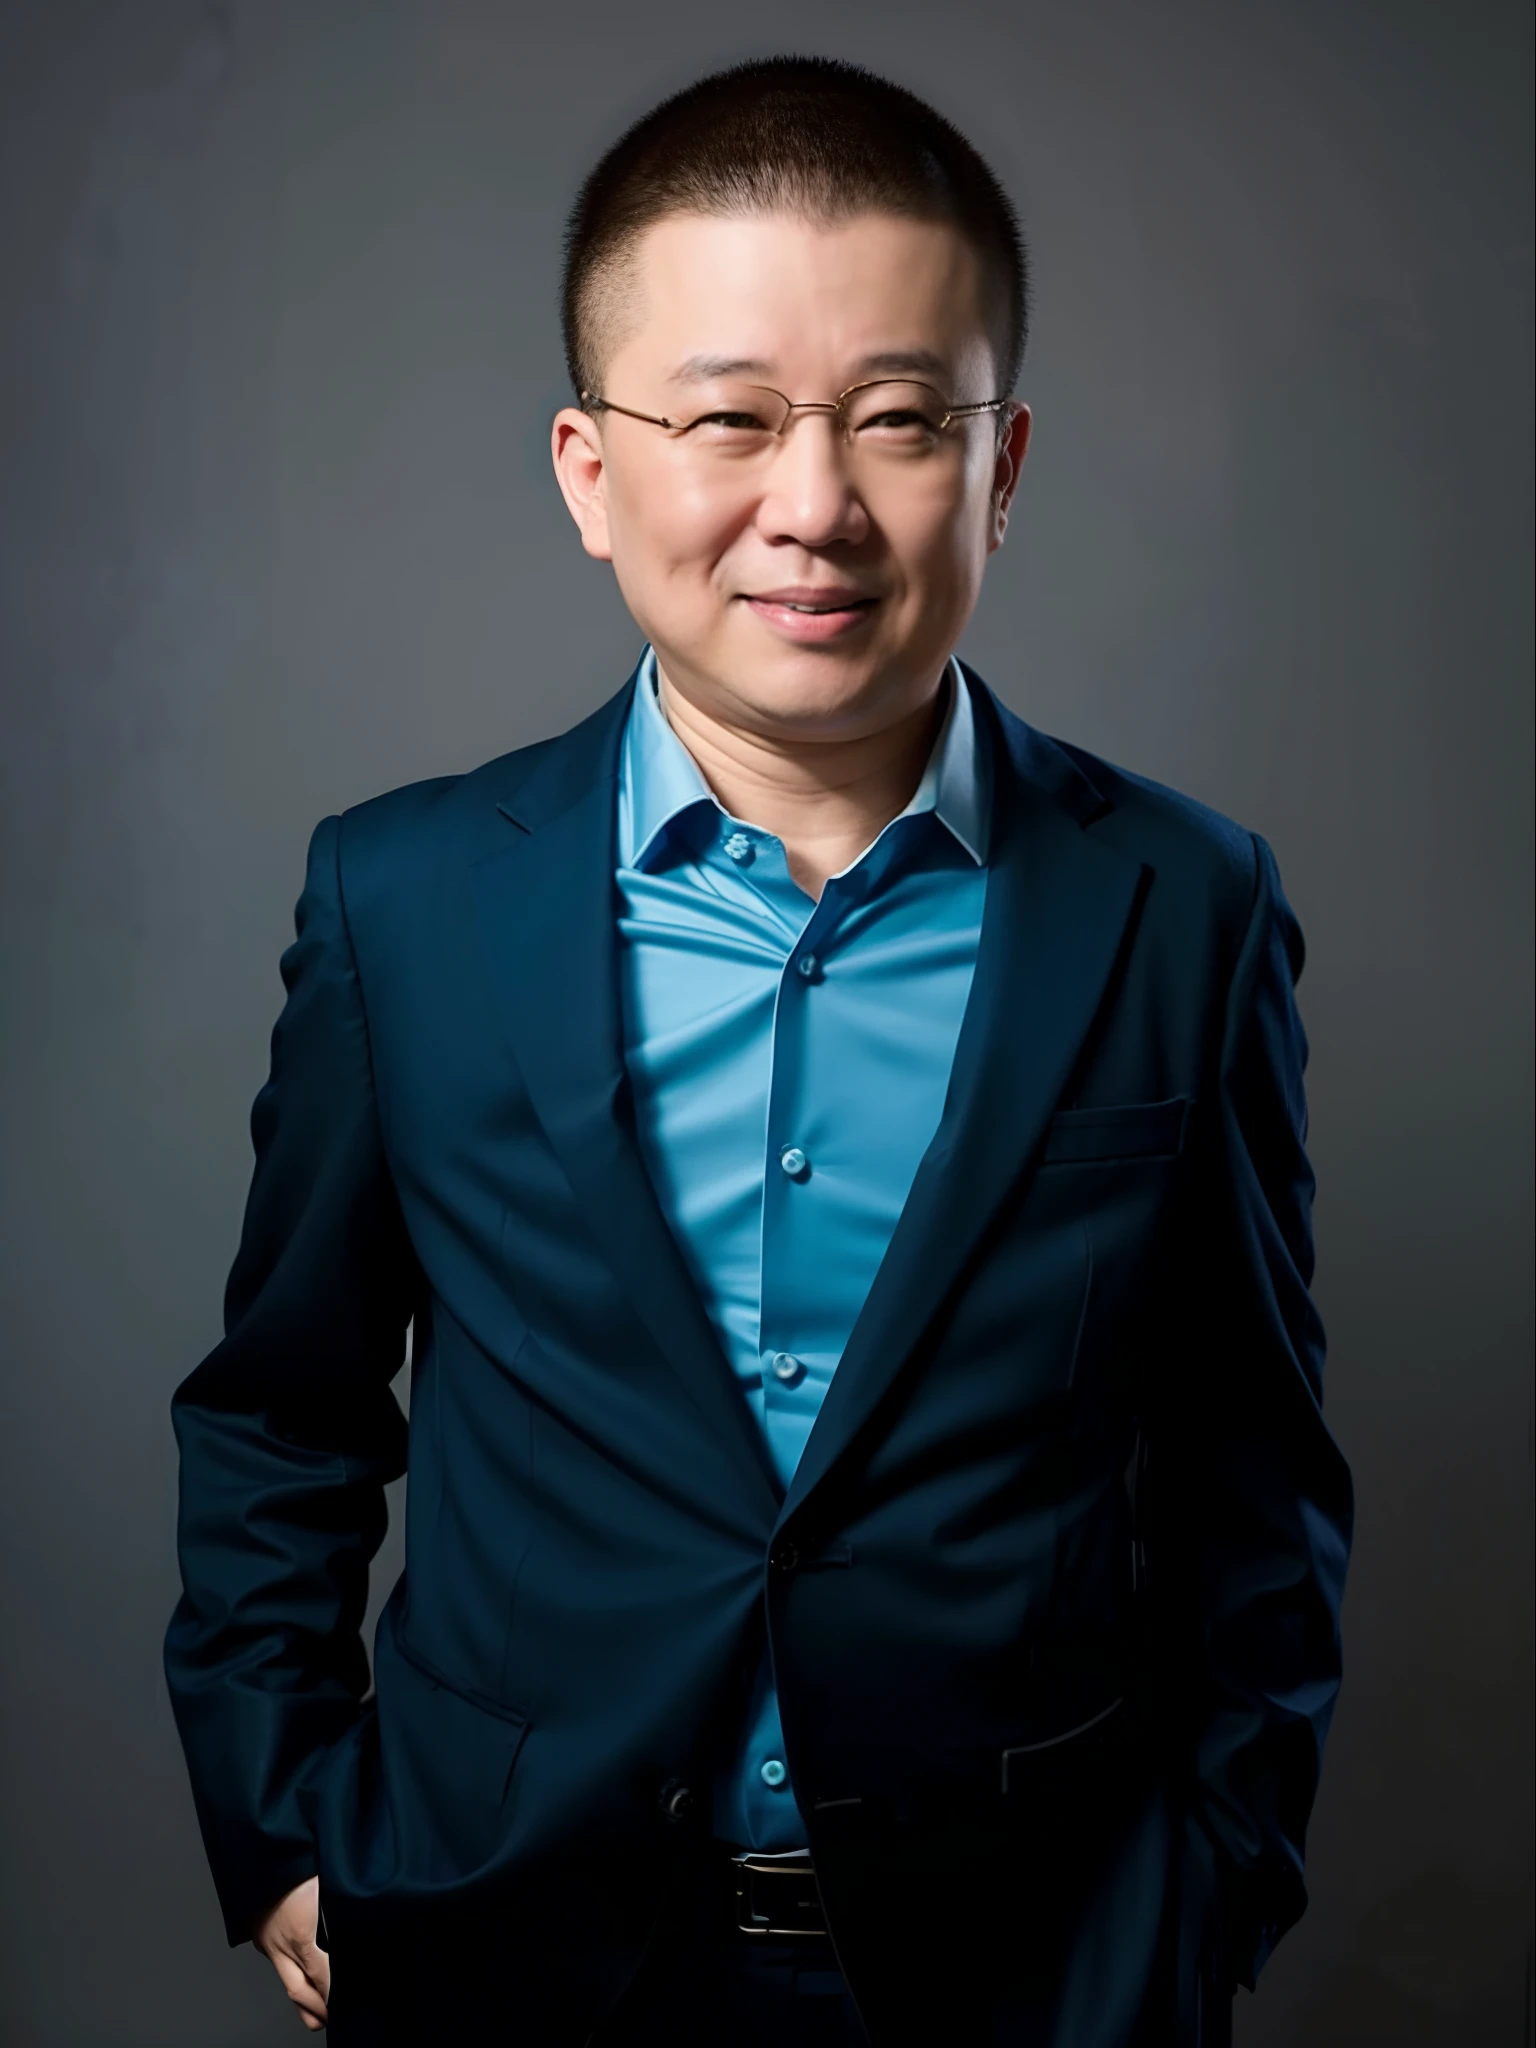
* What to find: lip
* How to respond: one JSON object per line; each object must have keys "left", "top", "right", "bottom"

{"left": 739, "top": 586, "right": 880, "bottom": 644}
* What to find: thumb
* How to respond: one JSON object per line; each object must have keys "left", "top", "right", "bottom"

{"left": 267, "top": 1942, "right": 329, "bottom": 2028}
{"left": 294, "top": 1929, "right": 332, "bottom": 2004}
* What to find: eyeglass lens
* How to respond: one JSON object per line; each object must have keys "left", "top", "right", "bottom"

{"left": 676, "top": 381, "right": 963, "bottom": 451}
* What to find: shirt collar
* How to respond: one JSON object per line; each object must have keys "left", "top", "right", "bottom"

{"left": 618, "top": 645, "right": 991, "bottom": 872}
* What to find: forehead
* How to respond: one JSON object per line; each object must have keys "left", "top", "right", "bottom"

{"left": 607, "top": 209, "right": 993, "bottom": 385}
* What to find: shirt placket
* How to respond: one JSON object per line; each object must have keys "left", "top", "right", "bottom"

{"left": 710, "top": 832, "right": 838, "bottom": 1841}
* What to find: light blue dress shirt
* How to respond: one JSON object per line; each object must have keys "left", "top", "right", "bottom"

{"left": 615, "top": 647, "right": 992, "bottom": 1848}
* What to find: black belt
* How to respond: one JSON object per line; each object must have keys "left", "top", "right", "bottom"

{"left": 722, "top": 1845, "right": 830, "bottom": 1940}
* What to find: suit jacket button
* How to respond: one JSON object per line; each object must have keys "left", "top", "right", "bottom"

{"left": 659, "top": 1779, "right": 695, "bottom": 1824}
{"left": 771, "top": 1542, "right": 800, "bottom": 1573}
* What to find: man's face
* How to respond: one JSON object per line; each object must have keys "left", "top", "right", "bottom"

{"left": 553, "top": 210, "right": 1031, "bottom": 740}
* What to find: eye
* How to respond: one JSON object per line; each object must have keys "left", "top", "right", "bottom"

{"left": 856, "top": 407, "right": 943, "bottom": 438}
{"left": 688, "top": 409, "right": 775, "bottom": 434}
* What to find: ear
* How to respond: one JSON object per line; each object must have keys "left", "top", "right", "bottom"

{"left": 551, "top": 405, "right": 614, "bottom": 562}
{"left": 986, "top": 402, "right": 1032, "bottom": 553}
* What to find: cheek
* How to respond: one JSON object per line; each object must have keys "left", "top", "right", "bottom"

{"left": 884, "top": 485, "right": 989, "bottom": 603}
{"left": 608, "top": 457, "right": 741, "bottom": 583}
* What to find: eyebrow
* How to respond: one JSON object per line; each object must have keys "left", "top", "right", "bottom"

{"left": 666, "top": 346, "right": 957, "bottom": 386}
{"left": 852, "top": 348, "right": 953, "bottom": 380}
{"left": 668, "top": 355, "right": 774, "bottom": 384}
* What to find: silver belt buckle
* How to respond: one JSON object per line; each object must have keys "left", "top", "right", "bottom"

{"left": 730, "top": 1848, "right": 829, "bottom": 1939}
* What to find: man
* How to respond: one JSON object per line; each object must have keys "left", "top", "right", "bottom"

{"left": 166, "top": 57, "right": 1352, "bottom": 2048}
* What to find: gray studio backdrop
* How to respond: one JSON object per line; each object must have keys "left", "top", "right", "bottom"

{"left": 1, "top": 3, "right": 1530, "bottom": 2043}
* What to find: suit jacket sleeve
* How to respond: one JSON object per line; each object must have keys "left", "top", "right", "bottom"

{"left": 1140, "top": 830, "right": 1353, "bottom": 1991}
{"left": 164, "top": 812, "right": 416, "bottom": 1945}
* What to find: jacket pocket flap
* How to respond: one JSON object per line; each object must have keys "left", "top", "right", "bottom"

{"left": 1001, "top": 1694, "right": 1128, "bottom": 1794}
{"left": 1041, "top": 1096, "right": 1190, "bottom": 1164}
{"left": 393, "top": 1623, "right": 530, "bottom": 1729}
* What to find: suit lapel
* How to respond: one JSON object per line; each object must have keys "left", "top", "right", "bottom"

{"left": 469, "top": 677, "right": 782, "bottom": 1522}
{"left": 778, "top": 682, "right": 1148, "bottom": 1527}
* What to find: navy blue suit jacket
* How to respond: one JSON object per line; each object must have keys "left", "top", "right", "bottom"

{"left": 166, "top": 667, "right": 1352, "bottom": 2045}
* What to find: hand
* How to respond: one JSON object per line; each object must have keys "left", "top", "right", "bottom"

{"left": 254, "top": 1875, "right": 330, "bottom": 2031}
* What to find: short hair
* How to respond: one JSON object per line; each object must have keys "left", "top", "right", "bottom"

{"left": 561, "top": 57, "right": 1030, "bottom": 402}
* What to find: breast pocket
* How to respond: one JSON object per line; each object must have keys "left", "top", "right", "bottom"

{"left": 1040, "top": 1096, "right": 1190, "bottom": 1166}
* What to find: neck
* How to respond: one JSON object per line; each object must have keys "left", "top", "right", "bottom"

{"left": 654, "top": 662, "right": 951, "bottom": 899}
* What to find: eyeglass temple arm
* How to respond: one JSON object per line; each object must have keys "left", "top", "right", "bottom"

{"left": 580, "top": 391, "right": 679, "bottom": 429}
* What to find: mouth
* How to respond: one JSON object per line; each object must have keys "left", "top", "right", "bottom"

{"left": 740, "top": 588, "right": 880, "bottom": 642}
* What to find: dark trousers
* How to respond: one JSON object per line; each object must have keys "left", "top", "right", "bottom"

{"left": 592, "top": 1844, "right": 871, "bottom": 2048}
{"left": 324, "top": 1816, "right": 1232, "bottom": 2046}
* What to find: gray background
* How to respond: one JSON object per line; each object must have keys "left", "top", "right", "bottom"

{"left": 1, "top": 2, "right": 1530, "bottom": 2042}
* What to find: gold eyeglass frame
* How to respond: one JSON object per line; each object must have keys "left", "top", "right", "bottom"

{"left": 579, "top": 378, "right": 1011, "bottom": 440}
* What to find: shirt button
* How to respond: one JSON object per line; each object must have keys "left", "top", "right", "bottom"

{"left": 760, "top": 1758, "right": 788, "bottom": 1789}
{"left": 795, "top": 953, "right": 819, "bottom": 980}
{"left": 723, "top": 831, "right": 754, "bottom": 864}
{"left": 658, "top": 1779, "right": 695, "bottom": 1824}
{"left": 778, "top": 1146, "right": 808, "bottom": 1178}
{"left": 768, "top": 1351, "right": 805, "bottom": 1385}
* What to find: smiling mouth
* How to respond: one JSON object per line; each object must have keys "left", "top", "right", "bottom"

{"left": 744, "top": 593, "right": 878, "bottom": 612}
{"left": 739, "top": 590, "right": 880, "bottom": 640}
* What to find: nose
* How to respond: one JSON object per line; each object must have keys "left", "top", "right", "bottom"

{"left": 755, "top": 410, "right": 870, "bottom": 550}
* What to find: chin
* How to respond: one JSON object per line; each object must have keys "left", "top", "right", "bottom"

{"left": 709, "top": 630, "right": 924, "bottom": 733}
{"left": 724, "top": 663, "right": 892, "bottom": 737}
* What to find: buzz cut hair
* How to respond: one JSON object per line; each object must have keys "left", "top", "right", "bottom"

{"left": 560, "top": 56, "right": 1030, "bottom": 403}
